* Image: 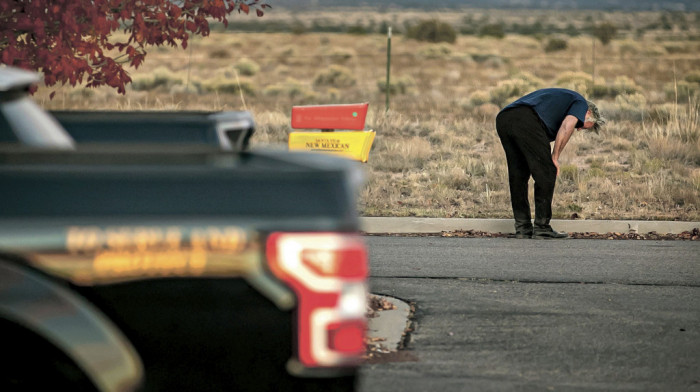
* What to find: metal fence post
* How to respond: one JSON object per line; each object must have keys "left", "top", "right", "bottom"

{"left": 386, "top": 26, "right": 392, "bottom": 113}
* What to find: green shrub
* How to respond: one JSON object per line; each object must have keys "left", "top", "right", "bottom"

{"left": 313, "top": 65, "right": 356, "bottom": 88}
{"left": 647, "top": 103, "right": 675, "bottom": 123}
{"left": 326, "top": 48, "right": 355, "bottom": 63}
{"left": 234, "top": 58, "right": 260, "bottom": 77}
{"left": 169, "top": 83, "right": 200, "bottom": 95}
{"left": 209, "top": 49, "right": 231, "bottom": 59}
{"left": 479, "top": 23, "right": 505, "bottom": 39}
{"left": 264, "top": 77, "right": 318, "bottom": 102}
{"left": 567, "top": 203, "right": 583, "bottom": 213}
{"left": 489, "top": 74, "right": 542, "bottom": 106}
{"left": 665, "top": 80, "right": 700, "bottom": 102}
{"left": 593, "top": 22, "right": 617, "bottom": 45}
{"left": 559, "top": 165, "right": 579, "bottom": 183}
{"left": 347, "top": 24, "right": 367, "bottom": 35}
{"left": 663, "top": 43, "right": 691, "bottom": 54}
{"left": 544, "top": 37, "right": 568, "bottom": 52}
{"left": 590, "top": 83, "right": 610, "bottom": 98}
{"left": 685, "top": 71, "right": 700, "bottom": 84}
{"left": 203, "top": 77, "right": 256, "bottom": 95}
{"left": 131, "top": 67, "right": 183, "bottom": 91}
{"left": 377, "top": 75, "right": 416, "bottom": 95}
{"left": 618, "top": 40, "right": 640, "bottom": 57}
{"left": 610, "top": 76, "right": 641, "bottom": 96}
{"left": 587, "top": 168, "right": 605, "bottom": 178}
{"left": 468, "top": 90, "right": 491, "bottom": 106}
{"left": 512, "top": 72, "right": 545, "bottom": 88}
{"left": 406, "top": 20, "right": 457, "bottom": 44}
{"left": 262, "top": 84, "right": 285, "bottom": 97}
{"left": 555, "top": 71, "right": 592, "bottom": 96}
{"left": 418, "top": 44, "right": 452, "bottom": 59}
{"left": 291, "top": 20, "right": 306, "bottom": 35}
{"left": 612, "top": 93, "right": 647, "bottom": 121}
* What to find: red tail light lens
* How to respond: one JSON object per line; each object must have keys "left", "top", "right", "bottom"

{"left": 327, "top": 321, "right": 366, "bottom": 354}
{"left": 266, "top": 233, "right": 368, "bottom": 369}
{"left": 300, "top": 248, "right": 368, "bottom": 279}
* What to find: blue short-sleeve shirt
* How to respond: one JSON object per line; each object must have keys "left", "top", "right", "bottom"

{"left": 501, "top": 88, "right": 588, "bottom": 141}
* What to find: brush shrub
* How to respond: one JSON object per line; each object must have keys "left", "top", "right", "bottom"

{"left": 559, "top": 164, "right": 579, "bottom": 183}
{"left": 685, "top": 71, "right": 700, "bottom": 84}
{"left": 326, "top": 48, "right": 355, "bottom": 63}
{"left": 593, "top": 22, "right": 617, "bottom": 45}
{"left": 313, "top": 65, "right": 356, "bottom": 88}
{"left": 406, "top": 20, "right": 457, "bottom": 44}
{"left": 468, "top": 90, "right": 491, "bottom": 106}
{"left": 418, "top": 44, "right": 452, "bottom": 59}
{"left": 234, "top": 58, "right": 260, "bottom": 77}
{"left": 610, "top": 76, "right": 641, "bottom": 96}
{"left": 202, "top": 77, "right": 256, "bottom": 95}
{"left": 479, "top": 23, "right": 505, "bottom": 39}
{"left": 489, "top": 76, "right": 541, "bottom": 107}
{"left": 131, "top": 67, "right": 184, "bottom": 91}
{"left": 555, "top": 71, "right": 592, "bottom": 95}
{"left": 377, "top": 76, "right": 416, "bottom": 95}
{"left": 544, "top": 37, "right": 568, "bottom": 52}
{"left": 664, "top": 80, "right": 700, "bottom": 101}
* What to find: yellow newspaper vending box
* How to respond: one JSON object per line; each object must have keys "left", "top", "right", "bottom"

{"left": 288, "top": 103, "right": 375, "bottom": 163}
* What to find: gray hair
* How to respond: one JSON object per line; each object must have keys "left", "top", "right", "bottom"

{"left": 586, "top": 100, "right": 606, "bottom": 133}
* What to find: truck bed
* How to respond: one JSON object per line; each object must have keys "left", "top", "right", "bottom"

{"left": 0, "top": 147, "right": 363, "bottom": 391}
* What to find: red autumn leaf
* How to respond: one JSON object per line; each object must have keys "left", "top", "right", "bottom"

{"left": 0, "top": 0, "right": 271, "bottom": 96}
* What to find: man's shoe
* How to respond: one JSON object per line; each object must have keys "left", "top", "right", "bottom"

{"left": 514, "top": 222, "right": 533, "bottom": 239}
{"left": 533, "top": 227, "right": 569, "bottom": 239}
{"left": 514, "top": 231, "right": 533, "bottom": 239}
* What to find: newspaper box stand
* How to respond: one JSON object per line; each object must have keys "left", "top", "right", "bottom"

{"left": 288, "top": 103, "right": 375, "bottom": 163}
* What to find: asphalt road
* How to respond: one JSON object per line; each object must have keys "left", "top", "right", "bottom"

{"left": 358, "top": 237, "right": 700, "bottom": 392}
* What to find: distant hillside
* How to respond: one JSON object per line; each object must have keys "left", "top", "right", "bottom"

{"left": 271, "top": 0, "right": 699, "bottom": 12}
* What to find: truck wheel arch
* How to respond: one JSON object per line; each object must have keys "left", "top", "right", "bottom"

{"left": 0, "top": 260, "right": 144, "bottom": 392}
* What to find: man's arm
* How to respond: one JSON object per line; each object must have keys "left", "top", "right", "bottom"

{"left": 551, "top": 114, "right": 579, "bottom": 176}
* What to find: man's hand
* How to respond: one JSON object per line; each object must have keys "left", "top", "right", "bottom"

{"left": 552, "top": 156, "right": 560, "bottom": 177}
{"left": 551, "top": 115, "right": 578, "bottom": 177}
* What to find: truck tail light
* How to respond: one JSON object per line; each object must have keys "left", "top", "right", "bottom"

{"left": 266, "top": 233, "right": 368, "bottom": 369}
{"left": 327, "top": 320, "right": 366, "bottom": 354}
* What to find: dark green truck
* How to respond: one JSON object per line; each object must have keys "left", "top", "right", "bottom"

{"left": 0, "top": 67, "right": 369, "bottom": 391}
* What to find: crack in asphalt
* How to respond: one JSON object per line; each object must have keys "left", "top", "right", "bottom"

{"left": 370, "top": 275, "right": 700, "bottom": 288}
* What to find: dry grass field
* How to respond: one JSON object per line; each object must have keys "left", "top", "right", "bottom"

{"left": 35, "top": 8, "right": 700, "bottom": 221}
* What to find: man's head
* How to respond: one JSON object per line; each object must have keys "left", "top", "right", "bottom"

{"left": 583, "top": 100, "right": 606, "bottom": 133}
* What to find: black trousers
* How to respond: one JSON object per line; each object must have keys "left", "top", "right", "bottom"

{"left": 495, "top": 106, "right": 557, "bottom": 231}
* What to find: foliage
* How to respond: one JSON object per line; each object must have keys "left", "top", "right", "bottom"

{"left": 203, "top": 76, "right": 256, "bottom": 95}
{"left": 685, "top": 71, "right": 700, "bottom": 84}
{"left": 313, "top": 65, "right": 356, "bottom": 88}
{"left": 479, "top": 23, "right": 505, "bottom": 39}
{"left": 593, "top": 22, "right": 617, "bottom": 45}
{"left": 406, "top": 20, "right": 456, "bottom": 44}
{"left": 0, "top": 0, "right": 270, "bottom": 95}
{"left": 555, "top": 71, "right": 593, "bottom": 95}
{"left": 130, "top": 66, "right": 183, "bottom": 91}
{"left": 234, "top": 58, "right": 261, "bottom": 76}
{"left": 489, "top": 73, "right": 544, "bottom": 106}
{"left": 418, "top": 44, "right": 452, "bottom": 59}
{"left": 377, "top": 75, "right": 416, "bottom": 95}
{"left": 544, "top": 37, "right": 568, "bottom": 52}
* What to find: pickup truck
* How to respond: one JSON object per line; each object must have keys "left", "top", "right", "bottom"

{"left": 0, "top": 107, "right": 253, "bottom": 152}
{"left": 0, "top": 66, "right": 369, "bottom": 391}
{"left": 50, "top": 110, "right": 255, "bottom": 151}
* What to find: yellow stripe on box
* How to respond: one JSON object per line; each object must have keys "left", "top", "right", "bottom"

{"left": 288, "top": 130, "right": 376, "bottom": 163}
